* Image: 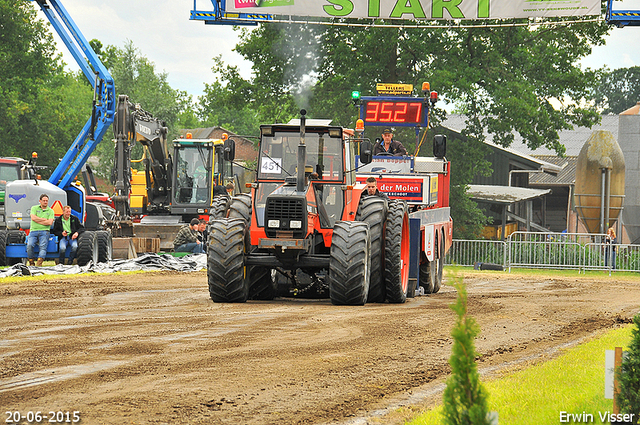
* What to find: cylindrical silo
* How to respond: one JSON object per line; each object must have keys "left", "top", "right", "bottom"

{"left": 574, "top": 130, "right": 625, "bottom": 234}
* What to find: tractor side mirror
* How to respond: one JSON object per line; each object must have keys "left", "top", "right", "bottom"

{"left": 360, "top": 140, "right": 373, "bottom": 165}
{"left": 224, "top": 138, "right": 236, "bottom": 161}
{"left": 433, "top": 134, "right": 446, "bottom": 159}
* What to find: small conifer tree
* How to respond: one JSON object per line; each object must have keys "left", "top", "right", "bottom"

{"left": 616, "top": 313, "right": 640, "bottom": 422}
{"left": 442, "top": 278, "right": 490, "bottom": 425}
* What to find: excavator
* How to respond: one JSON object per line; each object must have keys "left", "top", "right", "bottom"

{"left": 110, "top": 95, "right": 238, "bottom": 250}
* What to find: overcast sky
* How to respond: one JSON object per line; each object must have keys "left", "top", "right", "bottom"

{"left": 42, "top": 0, "right": 640, "bottom": 100}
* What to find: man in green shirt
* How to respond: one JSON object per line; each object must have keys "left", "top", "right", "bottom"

{"left": 27, "top": 194, "right": 55, "bottom": 266}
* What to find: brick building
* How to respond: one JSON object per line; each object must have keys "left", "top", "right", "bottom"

{"left": 178, "top": 127, "right": 257, "bottom": 162}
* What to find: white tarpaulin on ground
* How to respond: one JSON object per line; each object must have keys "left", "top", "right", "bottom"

{"left": 228, "top": 0, "right": 600, "bottom": 20}
{"left": 0, "top": 253, "right": 208, "bottom": 278}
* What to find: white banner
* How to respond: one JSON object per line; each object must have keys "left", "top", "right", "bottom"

{"left": 228, "top": 0, "right": 600, "bottom": 20}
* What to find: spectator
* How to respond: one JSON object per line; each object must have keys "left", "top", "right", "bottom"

{"left": 174, "top": 218, "right": 205, "bottom": 254}
{"left": 605, "top": 227, "right": 618, "bottom": 269}
{"left": 226, "top": 182, "right": 235, "bottom": 196}
{"left": 52, "top": 205, "right": 85, "bottom": 265}
{"left": 373, "top": 128, "right": 407, "bottom": 156}
{"left": 213, "top": 185, "right": 227, "bottom": 198}
{"left": 197, "top": 219, "right": 208, "bottom": 245}
{"left": 27, "top": 194, "right": 55, "bottom": 267}
{"left": 362, "top": 176, "right": 389, "bottom": 201}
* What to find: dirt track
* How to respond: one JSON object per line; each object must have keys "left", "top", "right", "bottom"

{"left": 1, "top": 270, "right": 639, "bottom": 424}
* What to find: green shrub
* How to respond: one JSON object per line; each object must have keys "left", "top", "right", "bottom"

{"left": 442, "top": 277, "right": 490, "bottom": 425}
{"left": 616, "top": 313, "right": 640, "bottom": 423}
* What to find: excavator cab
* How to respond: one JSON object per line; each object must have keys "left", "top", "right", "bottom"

{"left": 171, "top": 139, "right": 214, "bottom": 214}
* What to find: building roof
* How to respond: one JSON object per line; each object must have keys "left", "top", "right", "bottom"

{"left": 529, "top": 155, "right": 578, "bottom": 186}
{"left": 440, "top": 114, "right": 619, "bottom": 157}
{"left": 484, "top": 140, "right": 564, "bottom": 173}
{"left": 467, "top": 184, "right": 551, "bottom": 204}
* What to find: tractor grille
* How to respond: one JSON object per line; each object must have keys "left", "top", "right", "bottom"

{"left": 265, "top": 197, "right": 306, "bottom": 238}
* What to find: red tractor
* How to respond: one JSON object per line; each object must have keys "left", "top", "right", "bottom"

{"left": 206, "top": 110, "right": 411, "bottom": 305}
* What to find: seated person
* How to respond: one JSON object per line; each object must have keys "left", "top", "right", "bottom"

{"left": 173, "top": 218, "right": 205, "bottom": 254}
{"left": 52, "top": 205, "right": 85, "bottom": 265}
{"left": 362, "top": 176, "right": 390, "bottom": 201}
{"left": 373, "top": 128, "right": 407, "bottom": 156}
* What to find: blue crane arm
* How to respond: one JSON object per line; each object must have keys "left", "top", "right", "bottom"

{"left": 31, "top": 0, "right": 116, "bottom": 190}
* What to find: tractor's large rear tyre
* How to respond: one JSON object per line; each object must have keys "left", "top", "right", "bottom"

{"left": 355, "top": 197, "right": 387, "bottom": 303}
{"left": 249, "top": 267, "right": 277, "bottom": 300}
{"left": 96, "top": 230, "right": 113, "bottom": 263}
{"left": 210, "top": 195, "right": 230, "bottom": 220}
{"left": 77, "top": 231, "right": 98, "bottom": 266}
{"left": 385, "top": 200, "right": 410, "bottom": 303}
{"left": 207, "top": 219, "right": 248, "bottom": 303}
{"left": 329, "top": 221, "right": 371, "bottom": 306}
{"left": 227, "top": 193, "right": 252, "bottom": 223}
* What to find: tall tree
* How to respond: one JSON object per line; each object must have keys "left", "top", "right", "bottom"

{"left": 209, "top": 17, "right": 610, "bottom": 237}
{"left": 90, "top": 40, "right": 191, "bottom": 179}
{"left": 0, "top": 1, "right": 91, "bottom": 170}
{"left": 593, "top": 66, "right": 640, "bottom": 114}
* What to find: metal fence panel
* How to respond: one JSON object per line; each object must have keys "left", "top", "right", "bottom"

{"left": 444, "top": 232, "right": 640, "bottom": 273}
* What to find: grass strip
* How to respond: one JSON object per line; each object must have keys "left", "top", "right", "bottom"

{"left": 409, "top": 324, "right": 633, "bottom": 425}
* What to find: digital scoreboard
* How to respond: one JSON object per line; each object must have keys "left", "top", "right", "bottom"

{"left": 359, "top": 97, "right": 428, "bottom": 127}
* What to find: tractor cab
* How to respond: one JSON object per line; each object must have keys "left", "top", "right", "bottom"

{"left": 255, "top": 123, "right": 357, "bottom": 233}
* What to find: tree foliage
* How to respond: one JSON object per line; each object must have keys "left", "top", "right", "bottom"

{"left": 90, "top": 40, "right": 191, "bottom": 178}
{"left": 211, "top": 18, "right": 609, "bottom": 237}
{"left": 0, "top": 1, "right": 91, "bottom": 171}
{"left": 593, "top": 66, "right": 640, "bottom": 114}
{"left": 616, "top": 314, "right": 640, "bottom": 420}
{"left": 442, "top": 277, "right": 490, "bottom": 425}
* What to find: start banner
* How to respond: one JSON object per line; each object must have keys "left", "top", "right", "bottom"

{"left": 228, "top": 0, "right": 600, "bottom": 20}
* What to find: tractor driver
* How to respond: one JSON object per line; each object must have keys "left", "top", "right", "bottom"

{"left": 373, "top": 128, "right": 407, "bottom": 156}
{"left": 362, "top": 176, "right": 389, "bottom": 201}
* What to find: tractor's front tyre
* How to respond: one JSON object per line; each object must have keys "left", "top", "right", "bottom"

{"left": 207, "top": 219, "right": 248, "bottom": 303}
{"left": 249, "top": 267, "right": 277, "bottom": 300}
{"left": 329, "top": 221, "right": 371, "bottom": 306}
{"left": 385, "top": 200, "right": 410, "bottom": 303}
{"left": 355, "top": 197, "right": 387, "bottom": 303}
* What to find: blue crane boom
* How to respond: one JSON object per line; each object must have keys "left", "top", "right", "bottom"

{"left": 31, "top": 0, "right": 116, "bottom": 191}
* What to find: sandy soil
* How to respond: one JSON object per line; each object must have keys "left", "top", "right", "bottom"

{"left": 1, "top": 270, "right": 639, "bottom": 425}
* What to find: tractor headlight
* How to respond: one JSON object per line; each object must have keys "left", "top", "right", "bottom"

{"left": 289, "top": 220, "right": 302, "bottom": 229}
{"left": 268, "top": 220, "right": 280, "bottom": 228}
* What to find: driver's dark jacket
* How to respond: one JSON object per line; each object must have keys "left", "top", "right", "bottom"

{"left": 361, "top": 188, "right": 390, "bottom": 201}
{"left": 373, "top": 139, "right": 407, "bottom": 156}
